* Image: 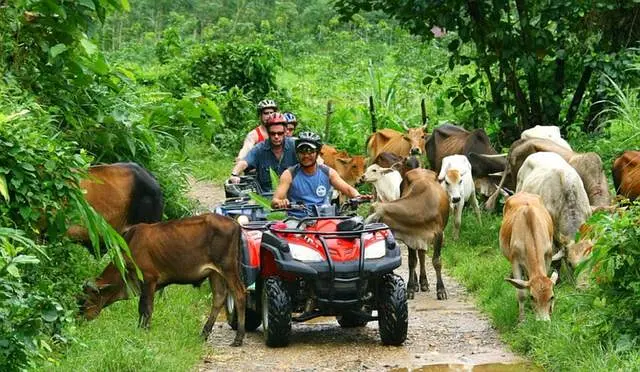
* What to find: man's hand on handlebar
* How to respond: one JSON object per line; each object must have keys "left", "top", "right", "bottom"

{"left": 272, "top": 198, "right": 290, "bottom": 209}
{"left": 229, "top": 176, "right": 241, "bottom": 184}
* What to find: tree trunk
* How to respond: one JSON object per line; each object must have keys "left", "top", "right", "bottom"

{"left": 565, "top": 66, "right": 593, "bottom": 129}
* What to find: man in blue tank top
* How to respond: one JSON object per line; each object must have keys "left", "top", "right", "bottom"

{"left": 271, "top": 131, "right": 360, "bottom": 216}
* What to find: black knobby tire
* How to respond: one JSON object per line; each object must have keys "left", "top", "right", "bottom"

{"left": 225, "top": 293, "right": 262, "bottom": 331}
{"left": 378, "top": 273, "right": 408, "bottom": 345}
{"left": 262, "top": 277, "right": 292, "bottom": 347}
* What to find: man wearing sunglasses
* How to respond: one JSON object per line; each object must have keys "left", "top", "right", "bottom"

{"left": 271, "top": 131, "right": 361, "bottom": 215}
{"left": 229, "top": 113, "right": 297, "bottom": 192}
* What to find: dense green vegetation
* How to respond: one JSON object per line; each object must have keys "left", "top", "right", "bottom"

{"left": 1, "top": 0, "right": 640, "bottom": 370}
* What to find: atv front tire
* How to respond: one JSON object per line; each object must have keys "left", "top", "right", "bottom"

{"left": 262, "top": 277, "right": 291, "bottom": 347}
{"left": 378, "top": 273, "right": 408, "bottom": 345}
{"left": 225, "top": 293, "right": 261, "bottom": 331}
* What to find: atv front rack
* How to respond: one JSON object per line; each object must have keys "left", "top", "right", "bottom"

{"left": 265, "top": 216, "right": 400, "bottom": 307}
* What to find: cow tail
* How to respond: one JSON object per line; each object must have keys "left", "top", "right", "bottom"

{"left": 127, "top": 163, "right": 164, "bottom": 226}
{"left": 231, "top": 223, "right": 247, "bottom": 290}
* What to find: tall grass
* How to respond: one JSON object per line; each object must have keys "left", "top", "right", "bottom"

{"left": 41, "top": 285, "right": 214, "bottom": 371}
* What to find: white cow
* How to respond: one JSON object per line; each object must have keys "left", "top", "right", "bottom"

{"left": 359, "top": 164, "right": 402, "bottom": 203}
{"left": 521, "top": 125, "right": 572, "bottom": 150}
{"left": 438, "top": 155, "right": 482, "bottom": 239}
{"left": 516, "top": 152, "right": 592, "bottom": 268}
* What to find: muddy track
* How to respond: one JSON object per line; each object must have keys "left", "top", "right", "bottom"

{"left": 187, "top": 178, "right": 532, "bottom": 372}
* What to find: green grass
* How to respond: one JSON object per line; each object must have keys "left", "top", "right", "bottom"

{"left": 41, "top": 285, "right": 215, "bottom": 372}
{"left": 164, "top": 140, "right": 235, "bottom": 184}
{"left": 442, "top": 210, "right": 640, "bottom": 371}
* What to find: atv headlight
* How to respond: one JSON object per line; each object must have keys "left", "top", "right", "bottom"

{"left": 365, "top": 240, "right": 386, "bottom": 259}
{"left": 289, "top": 243, "right": 325, "bottom": 262}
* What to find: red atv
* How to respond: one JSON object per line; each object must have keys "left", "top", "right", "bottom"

{"left": 225, "top": 198, "right": 408, "bottom": 347}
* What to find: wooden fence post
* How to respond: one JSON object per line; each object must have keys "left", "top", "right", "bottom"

{"left": 421, "top": 98, "right": 428, "bottom": 127}
{"left": 324, "top": 100, "right": 333, "bottom": 142}
{"left": 369, "top": 96, "right": 377, "bottom": 133}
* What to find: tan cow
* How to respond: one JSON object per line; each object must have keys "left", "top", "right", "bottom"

{"left": 500, "top": 192, "right": 559, "bottom": 321}
{"left": 613, "top": 150, "right": 640, "bottom": 201}
{"left": 516, "top": 152, "right": 592, "bottom": 267}
{"left": 80, "top": 213, "right": 247, "bottom": 346}
{"left": 366, "top": 126, "right": 428, "bottom": 159}
{"left": 484, "top": 138, "right": 611, "bottom": 210}
{"left": 365, "top": 168, "right": 449, "bottom": 300}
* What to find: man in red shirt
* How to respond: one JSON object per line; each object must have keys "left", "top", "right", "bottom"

{"left": 235, "top": 99, "right": 278, "bottom": 161}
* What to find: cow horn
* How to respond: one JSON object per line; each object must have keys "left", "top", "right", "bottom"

{"left": 477, "top": 154, "right": 508, "bottom": 159}
{"left": 551, "top": 250, "right": 565, "bottom": 262}
{"left": 402, "top": 123, "right": 410, "bottom": 131}
{"left": 83, "top": 280, "right": 99, "bottom": 292}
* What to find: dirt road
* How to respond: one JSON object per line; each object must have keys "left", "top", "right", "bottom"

{"left": 188, "top": 178, "right": 535, "bottom": 372}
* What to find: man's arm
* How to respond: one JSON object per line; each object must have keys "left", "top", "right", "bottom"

{"left": 229, "top": 145, "right": 259, "bottom": 183}
{"left": 329, "top": 168, "right": 359, "bottom": 198}
{"left": 271, "top": 170, "right": 293, "bottom": 209}
{"left": 236, "top": 130, "right": 258, "bottom": 161}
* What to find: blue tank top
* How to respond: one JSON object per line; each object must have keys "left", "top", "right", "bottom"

{"left": 288, "top": 164, "right": 333, "bottom": 217}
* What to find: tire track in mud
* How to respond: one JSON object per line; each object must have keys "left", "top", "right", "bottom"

{"left": 188, "top": 178, "right": 533, "bottom": 372}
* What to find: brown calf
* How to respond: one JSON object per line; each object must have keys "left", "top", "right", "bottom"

{"left": 613, "top": 150, "right": 640, "bottom": 201}
{"left": 500, "top": 192, "right": 559, "bottom": 321}
{"left": 80, "top": 213, "right": 247, "bottom": 346}
{"left": 67, "top": 163, "right": 164, "bottom": 248}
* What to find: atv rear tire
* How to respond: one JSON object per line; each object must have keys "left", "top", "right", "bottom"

{"left": 225, "top": 293, "right": 262, "bottom": 331}
{"left": 262, "top": 277, "right": 291, "bottom": 347}
{"left": 378, "top": 273, "right": 408, "bottom": 345}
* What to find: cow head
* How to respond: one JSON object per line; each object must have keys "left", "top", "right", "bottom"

{"left": 401, "top": 125, "right": 428, "bottom": 156}
{"left": 79, "top": 267, "right": 130, "bottom": 320}
{"left": 439, "top": 169, "right": 465, "bottom": 204}
{"left": 360, "top": 164, "right": 396, "bottom": 184}
{"left": 505, "top": 271, "right": 558, "bottom": 321}
{"left": 335, "top": 155, "right": 367, "bottom": 185}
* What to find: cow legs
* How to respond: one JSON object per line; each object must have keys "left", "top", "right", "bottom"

{"left": 201, "top": 273, "right": 227, "bottom": 340}
{"left": 512, "top": 263, "right": 526, "bottom": 322}
{"left": 407, "top": 248, "right": 418, "bottom": 300}
{"left": 470, "top": 191, "right": 482, "bottom": 224}
{"left": 453, "top": 203, "right": 463, "bottom": 240}
{"left": 432, "top": 232, "right": 447, "bottom": 300}
{"left": 138, "top": 279, "right": 157, "bottom": 329}
{"left": 418, "top": 249, "right": 429, "bottom": 292}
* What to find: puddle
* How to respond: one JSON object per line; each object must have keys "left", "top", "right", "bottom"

{"left": 392, "top": 362, "right": 542, "bottom": 372}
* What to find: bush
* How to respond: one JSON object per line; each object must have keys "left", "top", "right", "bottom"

{"left": 188, "top": 41, "right": 280, "bottom": 102}
{"left": 582, "top": 203, "right": 640, "bottom": 346}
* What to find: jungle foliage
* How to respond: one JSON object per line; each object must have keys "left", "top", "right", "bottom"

{"left": 2, "top": 0, "right": 640, "bottom": 370}
{"left": 335, "top": 0, "right": 640, "bottom": 143}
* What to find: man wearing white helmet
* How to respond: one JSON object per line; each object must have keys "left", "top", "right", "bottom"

{"left": 235, "top": 99, "right": 278, "bottom": 161}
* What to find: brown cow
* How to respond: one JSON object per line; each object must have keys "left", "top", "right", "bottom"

{"left": 320, "top": 144, "right": 367, "bottom": 187}
{"left": 500, "top": 192, "right": 559, "bottom": 321}
{"left": 367, "top": 126, "right": 428, "bottom": 159}
{"left": 425, "top": 123, "right": 501, "bottom": 175}
{"left": 484, "top": 138, "right": 611, "bottom": 210}
{"left": 67, "top": 163, "right": 164, "bottom": 247}
{"left": 80, "top": 213, "right": 247, "bottom": 347}
{"left": 613, "top": 150, "right": 640, "bottom": 201}
{"left": 365, "top": 168, "right": 449, "bottom": 300}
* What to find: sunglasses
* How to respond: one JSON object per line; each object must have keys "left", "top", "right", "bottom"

{"left": 269, "top": 131, "right": 285, "bottom": 137}
{"left": 297, "top": 147, "right": 316, "bottom": 154}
